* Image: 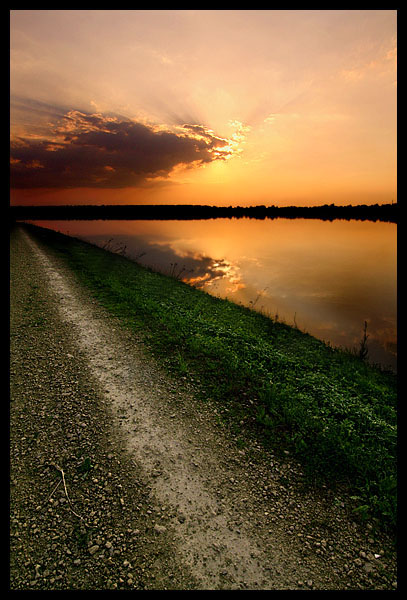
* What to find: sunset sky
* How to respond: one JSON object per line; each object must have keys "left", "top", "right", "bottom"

{"left": 10, "top": 9, "right": 397, "bottom": 207}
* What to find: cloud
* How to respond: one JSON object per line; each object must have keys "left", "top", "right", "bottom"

{"left": 10, "top": 109, "right": 233, "bottom": 189}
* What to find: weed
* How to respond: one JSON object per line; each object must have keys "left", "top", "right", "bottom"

{"left": 102, "top": 238, "right": 128, "bottom": 257}
{"left": 175, "top": 349, "right": 189, "bottom": 374}
{"left": 249, "top": 287, "right": 268, "bottom": 310}
{"left": 358, "top": 320, "right": 369, "bottom": 361}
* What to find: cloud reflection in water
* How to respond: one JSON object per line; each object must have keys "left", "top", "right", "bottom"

{"left": 95, "top": 233, "right": 246, "bottom": 295}
{"left": 33, "top": 218, "right": 397, "bottom": 372}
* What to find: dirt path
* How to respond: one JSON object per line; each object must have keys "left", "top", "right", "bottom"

{"left": 10, "top": 224, "right": 397, "bottom": 590}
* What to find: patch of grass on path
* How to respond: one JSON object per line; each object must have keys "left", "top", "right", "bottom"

{"left": 22, "top": 223, "right": 397, "bottom": 531}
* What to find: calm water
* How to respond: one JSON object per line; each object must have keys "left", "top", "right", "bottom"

{"left": 33, "top": 218, "right": 397, "bottom": 371}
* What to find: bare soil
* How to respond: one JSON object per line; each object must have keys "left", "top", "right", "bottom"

{"left": 9, "top": 224, "right": 397, "bottom": 590}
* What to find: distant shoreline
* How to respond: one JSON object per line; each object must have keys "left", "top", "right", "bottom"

{"left": 10, "top": 203, "right": 397, "bottom": 223}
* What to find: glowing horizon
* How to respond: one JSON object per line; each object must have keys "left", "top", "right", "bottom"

{"left": 10, "top": 10, "right": 397, "bottom": 207}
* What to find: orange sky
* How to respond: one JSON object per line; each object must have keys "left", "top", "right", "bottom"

{"left": 10, "top": 10, "right": 397, "bottom": 206}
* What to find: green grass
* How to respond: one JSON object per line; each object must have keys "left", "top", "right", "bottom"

{"left": 22, "top": 223, "right": 397, "bottom": 531}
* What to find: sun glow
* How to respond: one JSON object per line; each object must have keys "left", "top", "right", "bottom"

{"left": 10, "top": 10, "right": 396, "bottom": 207}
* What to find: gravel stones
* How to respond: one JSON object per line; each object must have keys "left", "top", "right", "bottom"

{"left": 10, "top": 225, "right": 397, "bottom": 591}
{"left": 10, "top": 227, "right": 197, "bottom": 591}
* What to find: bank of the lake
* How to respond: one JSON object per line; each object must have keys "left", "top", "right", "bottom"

{"left": 20, "top": 222, "right": 397, "bottom": 533}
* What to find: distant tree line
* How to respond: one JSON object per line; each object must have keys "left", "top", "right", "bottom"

{"left": 10, "top": 203, "right": 397, "bottom": 223}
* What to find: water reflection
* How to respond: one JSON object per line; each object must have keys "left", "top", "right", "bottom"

{"left": 102, "top": 234, "right": 243, "bottom": 290}
{"left": 32, "top": 218, "right": 397, "bottom": 371}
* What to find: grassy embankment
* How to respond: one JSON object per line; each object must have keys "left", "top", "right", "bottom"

{"left": 22, "top": 223, "right": 397, "bottom": 532}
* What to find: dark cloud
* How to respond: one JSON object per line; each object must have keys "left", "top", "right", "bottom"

{"left": 10, "top": 109, "right": 233, "bottom": 189}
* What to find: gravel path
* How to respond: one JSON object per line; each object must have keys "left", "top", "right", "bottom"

{"left": 10, "top": 224, "right": 397, "bottom": 590}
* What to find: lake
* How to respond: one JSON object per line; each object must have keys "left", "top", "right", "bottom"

{"left": 32, "top": 218, "right": 397, "bottom": 372}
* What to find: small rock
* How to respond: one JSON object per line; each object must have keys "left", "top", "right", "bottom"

{"left": 89, "top": 544, "right": 100, "bottom": 555}
{"left": 363, "top": 562, "right": 374, "bottom": 573}
{"left": 154, "top": 524, "right": 167, "bottom": 534}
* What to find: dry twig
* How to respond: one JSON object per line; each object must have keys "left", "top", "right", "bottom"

{"left": 51, "top": 462, "right": 88, "bottom": 525}
{"left": 46, "top": 477, "right": 62, "bottom": 503}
